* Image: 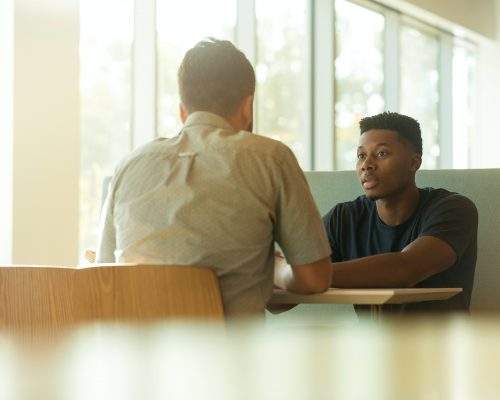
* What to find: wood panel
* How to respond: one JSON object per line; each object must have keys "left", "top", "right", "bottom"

{"left": 0, "top": 264, "right": 224, "bottom": 334}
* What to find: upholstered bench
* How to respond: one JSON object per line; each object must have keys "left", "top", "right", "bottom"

{"left": 267, "top": 169, "right": 500, "bottom": 324}
{"left": 308, "top": 169, "right": 500, "bottom": 310}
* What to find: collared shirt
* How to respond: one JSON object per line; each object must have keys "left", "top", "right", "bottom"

{"left": 96, "top": 111, "right": 331, "bottom": 316}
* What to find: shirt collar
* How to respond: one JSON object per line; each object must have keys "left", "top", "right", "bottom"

{"left": 183, "top": 111, "right": 234, "bottom": 132}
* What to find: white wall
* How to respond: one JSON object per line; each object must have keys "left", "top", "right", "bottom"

{"left": 379, "top": 0, "right": 496, "bottom": 39}
{"left": 0, "top": 0, "right": 80, "bottom": 265}
{"left": 0, "top": 0, "right": 14, "bottom": 263}
{"left": 404, "top": 0, "right": 496, "bottom": 39}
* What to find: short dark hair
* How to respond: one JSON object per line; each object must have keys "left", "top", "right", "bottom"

{"left": 359, "top": 112, "right": 423, "bottom": 155}
{"left": 178, "top": 38, "right": 255, "bottom": 117}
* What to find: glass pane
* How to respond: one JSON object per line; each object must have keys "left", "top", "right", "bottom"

{"left": 256, "top": 0, "right": 308, "bottom": 168}
{"left": 80, "top": 0, "right": 133, "bottom": 259}
{"left": 334, "top": 0, "right": 385, "bottom": 171}
{"left": 400, "top": 24, "right": 440, "bottom": 169}
{"left": 156, "top": 1, "right": 236, "bottom": 138}
{"left": 453, "top": 44, "right": 476, "bottom": 168}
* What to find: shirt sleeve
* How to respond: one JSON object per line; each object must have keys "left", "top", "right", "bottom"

{"left": 322, "top": 205, "right": 342, "bottom": 262}
{"left": 95, "top": 176, "right": 117, "bottom": 263}
{"left": 419, "top": 193, "right": 478, "bottom": 259}
{"left": 273, "top": 146, "right": 331, "bottom": 265}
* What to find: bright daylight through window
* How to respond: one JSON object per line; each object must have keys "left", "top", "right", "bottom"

{"left": 400, "top": 22, "right": 440, "bottom": 169}
{"left": 79, "top": 0, "right": 478, "bottom": 257}
{"left": 80, "top": 0, "right": 133, "bottom": 259}
{"left": 256, "top": 0, "right": 308, "bottom": 168}
{"left": 334, "top": 0, "right": 385, "bottom": 171}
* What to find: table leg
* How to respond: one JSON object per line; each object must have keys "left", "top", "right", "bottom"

{"left": 370, "top": 305, "right": 382, "bottom": 322}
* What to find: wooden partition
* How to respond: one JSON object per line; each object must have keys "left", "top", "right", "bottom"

{"left": 0, "top": 264, "right": 224, "bottom": 334}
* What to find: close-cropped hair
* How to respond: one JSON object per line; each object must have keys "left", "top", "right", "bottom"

{"left": 178, "top": 38, "right": 256, "bottom": 118}
{"left": 359, "top": 112, "right": 423, "bottom": 155}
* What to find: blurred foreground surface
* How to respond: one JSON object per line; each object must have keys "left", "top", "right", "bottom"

{"left": 1, "top": 314, "right": 499, "bottom": 400}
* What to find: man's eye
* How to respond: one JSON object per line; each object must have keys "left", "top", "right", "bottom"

{"left": 377, "top": 151, "right": 387, "bottom": 158}
{"left": 357, "top": 154, "right": 365, "bottom": 160}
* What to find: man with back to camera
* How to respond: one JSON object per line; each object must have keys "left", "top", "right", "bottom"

{"left": 323, "top": 112, "right": 478, "bottom": 313}
{"left": 95, "top": 38, "right": 332, "bottom": 318}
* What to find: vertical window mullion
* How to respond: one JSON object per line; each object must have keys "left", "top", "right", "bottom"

{"left": 384, "top": 9, "right": 400, "bottom": 112}
{"left": 313, "top": 0, "right": 335, "bottom": 171}
{"left": 439, "top": 32, "right": 453, "bottom": 169}
{"left": 132, "top": 0, "right": 157, "bottom": 149}
{"left": 304, "top": 0, "right": 314, "bottom": 170}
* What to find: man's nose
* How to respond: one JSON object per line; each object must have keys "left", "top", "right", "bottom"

{"left": 361, "top": 155, "right": 376, "bottom": 171}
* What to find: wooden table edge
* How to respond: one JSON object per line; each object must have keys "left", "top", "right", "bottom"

{"left": 268, "top": 288, "right": 463, "bottom": 305}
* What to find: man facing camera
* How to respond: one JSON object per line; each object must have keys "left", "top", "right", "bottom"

{"left": 96, "top": 38, "right": 332, "bottom": 318}
{"left": 323, "top": 112, "right": 477, "bottom": 313}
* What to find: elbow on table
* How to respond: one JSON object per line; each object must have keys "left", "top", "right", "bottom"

{"left": 293, "top": 261, "right": 333, "bottom": 294}
{"left": 300, "top": 278, "right": 331, "bottom": 294}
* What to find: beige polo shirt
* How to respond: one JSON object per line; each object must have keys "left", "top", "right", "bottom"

{"left": 96, "top": 111, "right": 330, "bottom": 316}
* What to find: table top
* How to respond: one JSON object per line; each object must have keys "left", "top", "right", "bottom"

{"left": 269, "top": 287, "right": 462, "bottom": 305}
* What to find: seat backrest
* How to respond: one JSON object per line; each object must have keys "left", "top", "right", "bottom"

{"left": 0, "top": 264, "right": 224, "bottom": 335}
{"left": 305, "top": 169, "right": 500, "bottom": 311}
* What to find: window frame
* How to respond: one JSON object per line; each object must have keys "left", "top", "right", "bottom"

{"left": 130, "top": 0, "right": 477, "bottom": 171}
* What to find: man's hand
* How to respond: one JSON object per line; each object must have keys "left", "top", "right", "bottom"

{"left": 268, "top": 253, "right": 299, "bottom": 313}
{"left": 274, "top": 251, "right": 332, "bottom": 294}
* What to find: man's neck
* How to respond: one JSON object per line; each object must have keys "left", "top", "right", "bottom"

{"left": 375, "top": 185, "right": 420, "bottom": 226}
{"left": 225, "top": 114, "right": 251, "bottom": 132}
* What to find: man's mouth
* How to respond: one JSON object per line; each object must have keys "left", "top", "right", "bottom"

{"left": 361, "top": 176, "right": 378, "bottom": 190}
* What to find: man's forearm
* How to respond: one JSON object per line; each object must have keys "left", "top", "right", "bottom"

{"left": 332, "top": 235, "right": 457, "bottom": 288}
{"left": 331, "top": 252, "right": 417, "bottom": 288}
{"left": 274, "top": 257, "right": 331, "bottom": 294}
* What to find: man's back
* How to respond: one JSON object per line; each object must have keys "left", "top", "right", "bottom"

{"left": 97, "top": 112, "right": 330, "bottom": 316}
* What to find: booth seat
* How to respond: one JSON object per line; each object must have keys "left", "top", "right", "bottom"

{"left": 304, "top": 168, "right": 500, "bottom": 311}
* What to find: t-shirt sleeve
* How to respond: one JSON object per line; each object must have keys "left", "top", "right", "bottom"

{"left": 273, "top": 146, "right": 331, "bottom": 265}
{"left": 419, "top": 194, "right": 478, "bottom": 259}
{"left": 322, "top": 205, "right": 342, "bottom": 262}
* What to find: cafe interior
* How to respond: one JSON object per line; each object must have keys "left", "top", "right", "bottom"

{"left": 1, "top": 0, "right": 500, "bottom": 398}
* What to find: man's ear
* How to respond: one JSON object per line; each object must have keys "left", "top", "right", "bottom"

{"left": 241, "top": 95, "right": 254, "bottom": 130}
{"left": 179, "top": 103, "right": 189, "bottom": 123}
{"left": 411, "top": 154, "right": 422, "bottom": 172}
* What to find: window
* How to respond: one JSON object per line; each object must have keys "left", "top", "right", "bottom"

{"left": 79, "top": 0, "right": 133, "bottom": 258}
{"left": 255, "top": 0, "right": 308, "bottom": 168}
{"left": 453, "top": 42, "right": 477, "bottom": 168}
{"left": 334, "top": 0, "right": 385, "bottom": 171}
{"left": 79, "top": 0, "right": 480, "bottom": 254}
{"left": 400, "top": 22, "right": 440, "bottom": 169}
{"left": 156, "top": 0, "right": 236, "bottom": 138}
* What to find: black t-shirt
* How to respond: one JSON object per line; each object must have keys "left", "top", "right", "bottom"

{"left": 323, "top": 188, "right": 478, "bottom": 312}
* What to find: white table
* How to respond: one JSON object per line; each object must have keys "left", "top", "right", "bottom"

{"left": 269, "top": 287, "right": 463, "bottom": 319}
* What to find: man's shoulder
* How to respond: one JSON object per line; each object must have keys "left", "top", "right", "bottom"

{"left": 420, "top": 187, "right": 477, "bottom": 216}
{"left": 324, "top": 195, "right": 371, "bottom": 221}
{"left": 110, "top": 138, "right": 173, "bottom": 183}
{"left": 128, "top": 136, "right": 177, "bottom": 158}
{"left": 231, "top": 131, "right": 294, "bottom": 162}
